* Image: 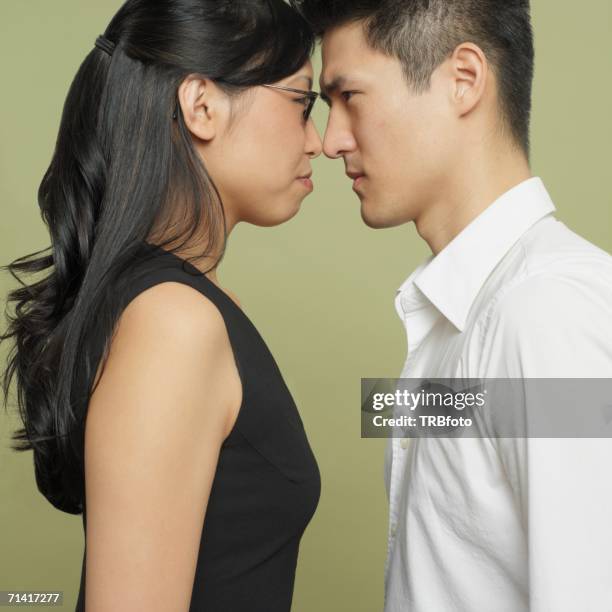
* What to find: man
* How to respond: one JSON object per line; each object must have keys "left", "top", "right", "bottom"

{"left": 290, "top": 1, "right": 612, "bottom": 610}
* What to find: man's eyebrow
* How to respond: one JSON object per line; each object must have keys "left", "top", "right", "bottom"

{"left": 319, "top": 75, "right": 348, "bottom": 103}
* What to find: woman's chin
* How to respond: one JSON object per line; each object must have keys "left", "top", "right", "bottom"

{"left": 247, "top": 198, "right": 303, "bottom": 228}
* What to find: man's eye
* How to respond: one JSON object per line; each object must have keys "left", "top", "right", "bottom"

{"left": 341, "top": 91, "right": 355, "bottom": 102}
{"left": 294, "top": 96, "right": 310, "bottom": 107}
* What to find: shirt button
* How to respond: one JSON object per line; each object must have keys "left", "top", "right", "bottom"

{"left": 400, "top": 438, "right": 409, "bottom": 450}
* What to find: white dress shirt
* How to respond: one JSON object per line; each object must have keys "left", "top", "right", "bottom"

{"left": 383, "top": 177, "right": 612, "bottom": 611}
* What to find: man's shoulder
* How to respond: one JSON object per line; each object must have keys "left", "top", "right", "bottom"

{"left": 519, "top": 215, "right": 612, "bottom": 278}
{"left": 474, "top": 217, "right": 611, "bottom": 328}
{"left": 474, "top": 244, "right": 612, "bottom": 377}
{"left": 477, "top": 218, "right": 612, "bottom": 338}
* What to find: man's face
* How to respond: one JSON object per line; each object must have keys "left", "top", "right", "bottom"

{"left": 320, "top": 20, "right": 454, "bottom": 229}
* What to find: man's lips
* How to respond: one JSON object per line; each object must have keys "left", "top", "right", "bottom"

{"left": 346, "top": 171, "right": 365, "bottom": 190}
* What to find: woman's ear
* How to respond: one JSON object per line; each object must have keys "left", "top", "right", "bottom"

{"left": 449, "top": 42, "right": 488, "bottom": 118}
{"left": 177, "top": 75, "right": 225, "bottom": 141}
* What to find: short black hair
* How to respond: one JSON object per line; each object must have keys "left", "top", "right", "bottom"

{"left": 290, "top": 0, "right": 535, "bottom": 156}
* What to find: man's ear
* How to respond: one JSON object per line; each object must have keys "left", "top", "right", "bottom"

{"left": 449, "top": 42, "right": 488, "bottom": 117}
{"left": 177, "top": 75, "right": 225, "bottom": 141}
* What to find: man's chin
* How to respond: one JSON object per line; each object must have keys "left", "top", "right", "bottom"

{"left": 360, "top": 201, "right": 405, "bottom": 229}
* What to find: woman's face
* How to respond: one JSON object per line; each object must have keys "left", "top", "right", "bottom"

{"left": 180, "top": 60, "right": 322, "bottom": 230}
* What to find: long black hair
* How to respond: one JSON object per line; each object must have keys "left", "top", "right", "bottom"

{"left": 0, "top": 0, "right": 315, "bottom": 515}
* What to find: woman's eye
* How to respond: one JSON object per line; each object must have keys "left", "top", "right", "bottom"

{"left": 294, "top": 96, "right": 310, "bottom": 107}
{"left": 341, "top": 91, "right": 355, "bottom": 102}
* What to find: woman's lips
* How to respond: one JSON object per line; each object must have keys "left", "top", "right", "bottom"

{"left": 297, "top": 177, "right": 313, "bottom": 191}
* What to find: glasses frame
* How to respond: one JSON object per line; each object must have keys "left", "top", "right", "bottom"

{"left": 261, "top": 84, "right": 319, "bottom": 123}
{"left": 171, "top": 84, "right": 319, "bottom": 123}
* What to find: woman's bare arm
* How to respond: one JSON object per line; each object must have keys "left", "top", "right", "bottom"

{"left": 83, "top": 281, "right": 242, "bottom": 612}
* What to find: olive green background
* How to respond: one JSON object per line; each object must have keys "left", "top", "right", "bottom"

{"left": 1, "top": 2, "right": 610, "bottom": 610}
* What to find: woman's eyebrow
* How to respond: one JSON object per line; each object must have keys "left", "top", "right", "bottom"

{"left": 290, "top": 75, "right": 314, "bottom": 90}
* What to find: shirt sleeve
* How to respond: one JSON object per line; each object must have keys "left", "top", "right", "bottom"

{"left": 476, "top": 273, "right": 612, "bottom": 611}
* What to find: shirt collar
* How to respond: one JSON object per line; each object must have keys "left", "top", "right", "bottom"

{"left": 397, "top": 177, "right": 557, "bottom": 332}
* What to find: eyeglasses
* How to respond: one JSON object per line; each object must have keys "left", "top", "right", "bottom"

{"left": 261, "top": 84, "right": 319, "bottom": 124}
{"left": 171, "top": 84, "right": 319, "bottom": 123}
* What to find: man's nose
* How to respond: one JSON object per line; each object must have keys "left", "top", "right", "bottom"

{"left": 322, "top": 117, "right": 357, "bottom": 159}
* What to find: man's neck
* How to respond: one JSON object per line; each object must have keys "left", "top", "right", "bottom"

{"left": 415, "top": 147, "right": 533, "bottom": 256}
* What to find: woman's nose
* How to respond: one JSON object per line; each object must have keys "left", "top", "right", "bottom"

{"left": 306, "top": 118, "right": 323, "bottom": 159}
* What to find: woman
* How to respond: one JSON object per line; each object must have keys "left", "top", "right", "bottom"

{"left": 0, "top": 0, "right": 322, "bottom": 610}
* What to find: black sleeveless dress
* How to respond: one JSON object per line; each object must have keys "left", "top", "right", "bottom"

{"left": 75, "top": 241, "right": 321, "bottom": 611}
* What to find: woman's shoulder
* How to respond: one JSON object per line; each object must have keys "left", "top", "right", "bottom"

{"left": 121, "top": 280, "right": 226, "bottom": 337}
{"left": 92, "top": 280, "right": 234, "bottom": 391}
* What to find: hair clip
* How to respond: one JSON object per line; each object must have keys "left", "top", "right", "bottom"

{"left": 94, "top": 35, "right": 115, "bottom": 56}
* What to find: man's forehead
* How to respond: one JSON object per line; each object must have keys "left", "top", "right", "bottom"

{"left": 320, "top": 18, "right": 369, "bottom": 57}
{"left": 319, "top": 21, "right": 381, "bottom": 90}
